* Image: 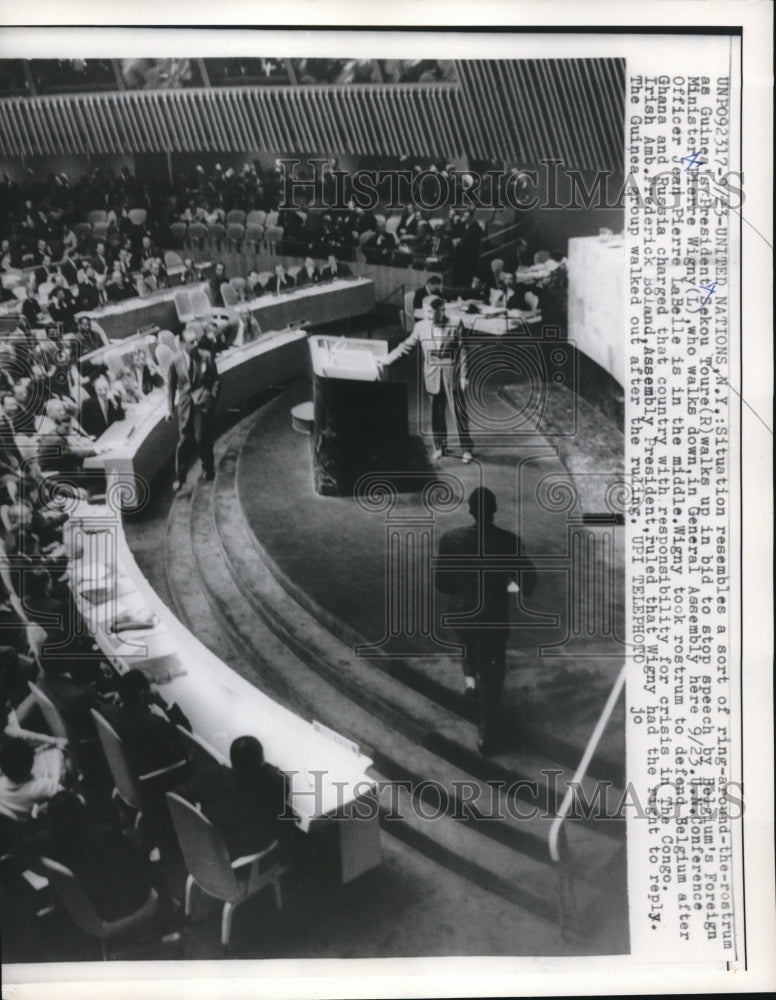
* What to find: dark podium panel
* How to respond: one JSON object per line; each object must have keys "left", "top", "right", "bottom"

{"left": 309, "top": 335, "right": 408, "bottom": 497}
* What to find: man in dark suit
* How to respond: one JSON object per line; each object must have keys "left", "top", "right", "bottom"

{"left": 76, "top": 265, "right": 104, "bottom": 312}
{"left": 268, "top": 262, "right": 293, "bottom": 295}
{"left": 436, "top": 487, "right": 537, "bottom": 755}
{"left": 90, "top": 241, "right": 112, "bottom": 278}
{"left": 294, "top": 256, "right": 320, "bottom": 288}
{"left": 412, "top": 274, "right": 444, "bottom": 312}
{"left": 320, "top": 253, "right": 352, "bottom": 280}
{"left": 34, "top": 254, "right": 59, "bottom": 289}
{"left": 176, "top": 735, "right": 289, "bottom": 862}
{"left": 79, "top": 374, "right": 124, "bottom": 439}
{"left": 166, "top": 325, "right": 220, "bottom": 491}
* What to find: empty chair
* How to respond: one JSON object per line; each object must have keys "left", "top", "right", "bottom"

{"left": 169, "top": 222, "right": 187, "bottom": 249}
{"left": 127, "top": 208, "right": 147, "bottom": 227}
{"left": 242, "top": 225, "right": 264, "bottom": 252}
{"left": 28, "top": 681, "right": 69, "bottom": 740}
{"left": 173, "top": 289, "right": 194, "bottom": 325}
{"left": 186, "top": 222, "right": 207, "bottom": 250}
{"left": 164, "top": 250, "right": 184, "bottom": 271}
{"left": 190, "top": 289, "right": 213, "bottom": 319}
{"left": 256, "top": 271, "right": 273, "bottom": 289}
{"left": 225, "top": 210, "right": 246, "bottom": 226}
{"left": 220, "top": 283, "right": 240, "bottom": 308}
{"left": 226, "top": 223, "right": 245, "bottom": 252}
{"left": 229, "top": 276, "right": 247, "bottom": 301}
{"left": 285, "top": 265, "right": 301, "bottom": 284}
{"left": 263, "top": 225, "right": 283, "bottom": 252}
{"left": 87, "top": 209, "right": 107, "bottom": 225}
{"left": 158, "top": 329, "right": 177, "bottom": 353}
{"left": 91, "top": 221, "right": 109, "bottom": 242}
{"left": 40, "top": 856, "right": 159, "bottom": 962}
{"left": 73, "top": 222, "right": 92, "bottom": 246}
{"left": 166, "top": 791, "right": 286, "bottom": 948}
{"left": 156, "top": 343, "right": 177, "bottom": 380}
{"left": 246, "top": 209, "right": 266, "bottom": 227}
{"left": 207, "top": 223, "right": 226, "bottom": 251}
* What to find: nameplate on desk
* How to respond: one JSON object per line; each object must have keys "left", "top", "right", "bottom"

{"left": 312, "top": 719, "right": 360, "bottom": 757}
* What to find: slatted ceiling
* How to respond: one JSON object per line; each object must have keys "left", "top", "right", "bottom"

{"left": 0, "top": 63, "right": 624, "bottom": 170}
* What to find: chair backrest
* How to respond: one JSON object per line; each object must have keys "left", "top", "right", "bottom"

{"left": 243, "top": 224, "right": 264, "bottom": 246}
{"left": 91, "top": 709, "right": 144, "bottom": 812}
{"left": 374, "top": 213, "right": 386, "bottom": 228}
{"left": 156, "top": 343, "right": 177, "bottom": 380}
{"left": 226, "top": 223, "right": 245, "bottom": 242}
{"left": 256, "top": 271, "right": 273, "bottom": 289}
{"left": 190, "top": 289, "right": 212, "bottom": 318}
{"left": 402, "top": 288, "right": 416, "bottom": 334}
{"left": 0, "top": 504, "right": 11, "bottom": 533}
{"left": 264, "top": 225, "right": 283, "bottom": 243}
{"left": 73, "top": 222, "right": 92, "bottom": 240}
{"left": 37, "top": 280, "right": 54, "bottom": 305}
{"left": 385, "top": 215, "right": 401, "bottom": 236}
{"left": 173, "top": 289, "right": 193, "bottom": 323}
{"left": 12, "top": 285, "right": 27, "bottom": 301}
{"left": 286, "top": 265, "right": 301, "bottom": 282}
{"left": 246, "top": 210, "right": 266, "bottom": 226}
{"left": 169, "top": 222, "right": 188, "bottom": 242}
{"left": 490, "top": 258, "right": 505, "bottom": 277}
{"left": 91, "top": 221, "right": 109, "bottom": 239}
{"left": 226, "top": 210, "right": 246, "bottom": 226}
{"left": 158, "top": 329, "right": 177, "bottom": 352}
{"left": 229, "top": 276, "right": 247, "bottom": 297}
{"left": 103, "top": 349, "right": 125, "bottom": 379}
{"left": 187, "top": 222, "right": 207, "bottom": 242}
{"left": 127, "top": 208, "right": 147, "bottom": 227}
{"left": 220, "top": 282, "right": 239, "bottom": 308}
{"left": 164, "top": 250, "right": 183, "bottom": 270}
{"left": 166, "top": 792, "right": 240, "bottom": 901}
{"left": 265, "top": 210, "right": 279, "bottom": 228}
{"left": 207, "top": 223, "right": 225, "bottom": 240}
{"left": 28, "top": 680, "right": 69, "bottom": 740}
{"left": 358, "top": 230, "right": 375, "bottom": 247}
{"left": 87, "top": 210, "right": 107, "bottom": 225}
{"left": 39, "top": 857, "right": 105, "bottom": 936}
{"left": 533, "top": 250, "right": 550, "bottom": 264}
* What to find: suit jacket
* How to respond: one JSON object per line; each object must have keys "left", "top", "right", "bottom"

{"left": 99, "top": 701, "right": 186, "bottom": 777}
{"left": 436, "top": 522, "right": 536, "bottom": 623}
{"left": 176, "top": 760, "right": 287, "bottom": 860}
{"left": 294, "top": 266, "right": 320, "bottom": 288}
{"left": 384, "top": 317, "right": 467, "bottom": 395}
{"left": 413, "top": 285, "right": 442, "bottom": 311}
{"left": 167, "top": 347, "right": 220, "bottom": 428}
{"left": 79, "top": 394, "right": 125, "bottom": 439}
{"left": 320, "top": 262, "right": 352, "bottom": 280}
{"left": 268, "top": 274, "right": 294, "bottom": 295}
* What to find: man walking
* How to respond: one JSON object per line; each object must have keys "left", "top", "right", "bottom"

{"left": 436, "top": 487, "right": 536, "bottom": 754}
{"left": 166, "top": 327, "right": 220, "bottom": 491}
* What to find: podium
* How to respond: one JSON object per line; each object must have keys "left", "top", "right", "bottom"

{"left": 309, "top": 335, "right": 408, "bottom": 497}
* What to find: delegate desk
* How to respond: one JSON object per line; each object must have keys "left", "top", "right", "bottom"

{"left": 72, "top": 325, "right": 382, "bottom": 882}
{"left": 83, "top": 327, "right": 310, "bottom": 486}
{"left": 66, "top": 507, "right": 381, "bottom": 883}
{"left": 79, "top": 276, "right": 375, "bottom": 342}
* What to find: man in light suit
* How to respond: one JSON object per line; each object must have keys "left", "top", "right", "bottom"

{"left": 166, "top": 326, "right": 220, "bottom": 491}
{"left": 378, "top": 296, "right": 474, "bottom": 463}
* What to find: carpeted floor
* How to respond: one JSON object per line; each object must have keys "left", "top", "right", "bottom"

{"left": 236, "top": 351, "right": 626, "bottom": 764}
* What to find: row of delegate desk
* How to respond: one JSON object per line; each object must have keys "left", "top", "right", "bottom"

{"left": 75, "top": 275, "right": 376, "bottom": 341}
{"left": 68, "top": 283, "right": 382, "bottom": 884}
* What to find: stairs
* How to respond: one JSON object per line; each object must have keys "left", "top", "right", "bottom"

{"left": 159, "top": 400, "right": 628, "bottom": 942}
